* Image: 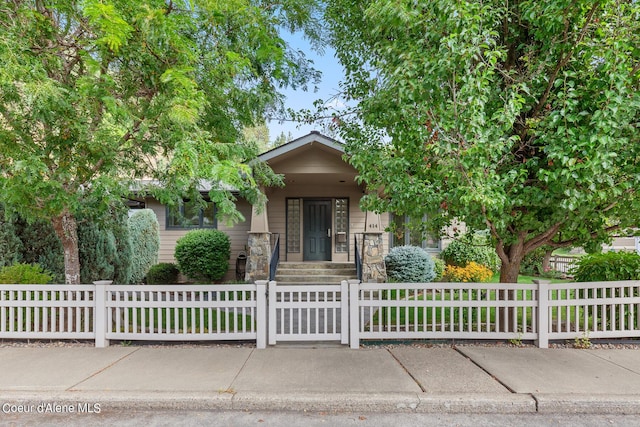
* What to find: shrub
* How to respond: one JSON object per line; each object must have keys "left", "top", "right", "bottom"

{"left": 440, "top": 237, "right": 501, "bottom": 272}
{"left": 520, "top": 247, "right": 546, "bottom": 276}
{"left": 442, "top": 262, "right": 493, "bottom": 283}
{"left": 385, "top": 245, "right": 436, "bottom": 283}
{"left": 0, "top": 263, "right": 53, "bottom": 284}
{"left": 128, "top": 209, "right": 160, "bottom": 284}
{"left": 175, "top": 229, "right": 231, "bottom": 282}
{"left": 0, "top": 206, "right": 23, "bottom": 268}
{"left": 571, "top": 251, "right": 640, "bottom": 282}
{"left": 432, "top": 256, "right": 446, "bottom": 281}
{"left": 146, "top": 263, "right": 180, "bottom": 284}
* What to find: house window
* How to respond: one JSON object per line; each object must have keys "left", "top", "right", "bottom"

{"left": 286, "top": 198, "right": 301, "bottom": 253}
{"left": 334, "top": 198, "right": 349, "bottom": 253}
{"left": 167, "top": 199, "right": 216, "bottom": 229}
{"left": 390, "top": 214, "right": 440, "bottom": 251}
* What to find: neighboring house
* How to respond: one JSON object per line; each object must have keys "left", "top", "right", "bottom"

{"left": 135, "top": 131, "right": 443, "bottom": 282}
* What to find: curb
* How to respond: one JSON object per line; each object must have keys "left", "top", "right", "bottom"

{"left": 1, "top": 391, "right": 536, "bottom": 414}
{"left": 534, "top": 394, "right": 640, "bottom": 415}
{"left": 3, "top": 392, "right": 640, "bottom": 415}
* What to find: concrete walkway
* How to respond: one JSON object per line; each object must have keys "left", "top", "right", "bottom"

{"left": 1, "top": 344, "right": 640, "bottom": 415}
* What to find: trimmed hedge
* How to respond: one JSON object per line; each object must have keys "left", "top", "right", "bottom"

{"left": 146, "top": 263, "right": 180, "bottom": 284}
{"left": 385, "top": 245, "right": 436, "bottom": 283}
{"left": 174, "top": 229, "right": 231, "bottom": 282}
{"left": 571, "top": 251, "right": 640, "bottom": 282}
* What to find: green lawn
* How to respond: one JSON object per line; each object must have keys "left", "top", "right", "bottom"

{"left": 117, "top": 307, "right": 254, "bottom": 334}
{"left": 488, "top": 273, "right": 571, "bottom": 284}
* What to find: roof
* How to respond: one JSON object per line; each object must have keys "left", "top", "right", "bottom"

{"left": 258, "top": 131, "right": 344, "bottom": 162}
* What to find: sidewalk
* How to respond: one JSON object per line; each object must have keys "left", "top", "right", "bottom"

{"left": 1, "top": 344, "right": 640, "bottom": 415}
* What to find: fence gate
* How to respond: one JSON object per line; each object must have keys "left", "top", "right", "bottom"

{"left": 267, "top": 281, "right": 349, "bottom": 345}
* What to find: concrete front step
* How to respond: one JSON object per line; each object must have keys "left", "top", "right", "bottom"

{"left": 276, "top": 268, "right": 356, "bottom": 276}
{"left": 275, "top": 275, "right": 356, "bottom": 284}
{"left": 277, "top": 262, "right": 354, "bottom": 269}
{"left": 275, "top": 262, "right": 357, "bottom": 285}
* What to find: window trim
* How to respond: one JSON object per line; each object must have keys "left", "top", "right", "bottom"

{"left": 166, "top": 198, "right": 217, "bottom": 230}
{"left": 390, "top": 213, "right": 441, "bottom": 251}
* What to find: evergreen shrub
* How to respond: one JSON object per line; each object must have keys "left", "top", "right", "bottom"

{"left": 127, "top": 209, "right": 160, "bottom": 284}
{"left": 146, "top": 263, "right": 180, "bottom": 284}
{"left": 175, "top": 229, "right": 231, "bottom": 282}
{"left": 571, "top": 251, "right": 640, "bottom": 282}
{"left": 385, "top": 245, "right": 436, "bottom": 283}
{"left": 0, "top": 263, "right": 53, "bottom": 284}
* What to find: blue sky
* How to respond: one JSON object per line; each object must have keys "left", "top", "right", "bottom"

{"left": 266, "top": 31, "right": 346, "bottom": 143}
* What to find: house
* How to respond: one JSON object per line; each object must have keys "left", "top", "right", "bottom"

{"left": 138, "top": 131, "right": 443, "bottom": 282}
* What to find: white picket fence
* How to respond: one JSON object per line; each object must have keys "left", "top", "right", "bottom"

{"left": 2, "top": 280, "right": 640, "bottom": 348}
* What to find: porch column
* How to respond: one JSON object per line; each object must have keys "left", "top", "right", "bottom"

{"left": 246, "top": 202, "right": 271, "bottom": 282}
{"left": 361, "top": 211, "right": 387, "bottom": 283}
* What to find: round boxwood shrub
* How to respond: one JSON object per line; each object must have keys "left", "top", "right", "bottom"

{"left": 385, "top": 245, "right": 436, "bottom": 283}
{"left": 174, "top": 229, "right": 230, "bottom": 282}
{"left": 146, "top": 263, "right": 180, "bottom": 284}
{"left": 571, "top": 251, "right": 640, "bottom": 282}
{"left": 128, "top": 209, "right": 160, "bottom": 284}
{"left": 440, "top": 238, "right": 501, "bottom": 272}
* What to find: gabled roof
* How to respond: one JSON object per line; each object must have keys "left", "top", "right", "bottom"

{"left": 258, "top": 131, "right": 344, "bottom": 162}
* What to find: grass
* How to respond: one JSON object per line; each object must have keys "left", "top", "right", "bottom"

{"left": 488, "top": 273, "right": 572, "bottom": 284}
{"left": 371, "top": 276, "right": 583, "bottom": 331}
{"left": 117, "top": 307, "right": 254, "bottom": 334}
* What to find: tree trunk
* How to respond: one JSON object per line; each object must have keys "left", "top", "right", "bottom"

{"left": 51, "top": 210, "right": 81, "bottom": 284}
{"left": 542, "top": 249, "right": 553, "bottom": 274}
{"left": 498, "top": 251, "right": 524, "bottom": 333}
{"left": 499, "top": 260, "right": 521, "bottom": 283}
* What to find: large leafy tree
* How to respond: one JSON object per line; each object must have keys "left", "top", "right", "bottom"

{"left": 326, "top": 0, "right": 640, "bottom": 282}
{"left": 0, "top": 0, "right": 322, "bottom": 283}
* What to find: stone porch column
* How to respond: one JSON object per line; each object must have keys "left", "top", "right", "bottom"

{"left": 361, "top": 211, "right": 387, "bottom": 283}
{"left": 246, "top": 202, "right": 271, "bottom": 282}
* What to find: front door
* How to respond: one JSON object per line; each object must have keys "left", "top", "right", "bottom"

{"left": 303, "top": 200, "right": 332, "bottom": 261}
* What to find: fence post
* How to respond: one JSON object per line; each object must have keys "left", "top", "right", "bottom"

{"left": 534, "top": 280, "right": 550, "bottom": 348}
{"left": 349, "top": 280, "right": 361, "bottom": 349}
{"left": 340, "top": 281, "right": 349, "bottom": 345}
{"left": 268, "top": 280, "right": 277, "bottom": 346}
{"left": 255, "top": 280, "right": 267, "bottom": 349}
{"left": 93, "top": 281, "right": 110, "bottom": 348}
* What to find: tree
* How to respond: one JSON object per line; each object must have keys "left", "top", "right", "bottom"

{"left": 326, "top": 0, "right": 640, "bottom": 282}
{"left": 273, "top": 130, "right": 294, "bottom": 148}
{"left": 0, "top": 1, "right": 322, "bottom": 283}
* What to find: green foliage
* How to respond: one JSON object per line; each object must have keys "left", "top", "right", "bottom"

{"left": 571, "top": 251, "right": 640, "bottom": 282}
{"left": 146, "top": 263, "right": 180, "bottom": 285}
{"left": 0, "top": 263, "right": 53, "bottom": 284}
{"left": 175, "top": 230, "right": 231, "bottom": 282}
{"left": 0, "top": 1, "right": 322, "bottom": 282}
{"left": 520, "top": 247, "right": 547, "bottom": 276}
{"left": 432, "top": 256, "right": 446, "bottom": 282}
{"left": 128, "top": 209, "right": 160, "bottom": 284}
{"left": 0, "top": 207, "right": 23, "bottom": 268}
{"left": 77, "top": 213, "right": 132, "bottom": 284}
{"left": 440, "top": 239, "right": 501, "bottom": 272}
{"left": 326, "top": 0, "right": 640, "bottom": 282}
{"left": 385, "top": 246, "right": 436, "bottom": 283}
